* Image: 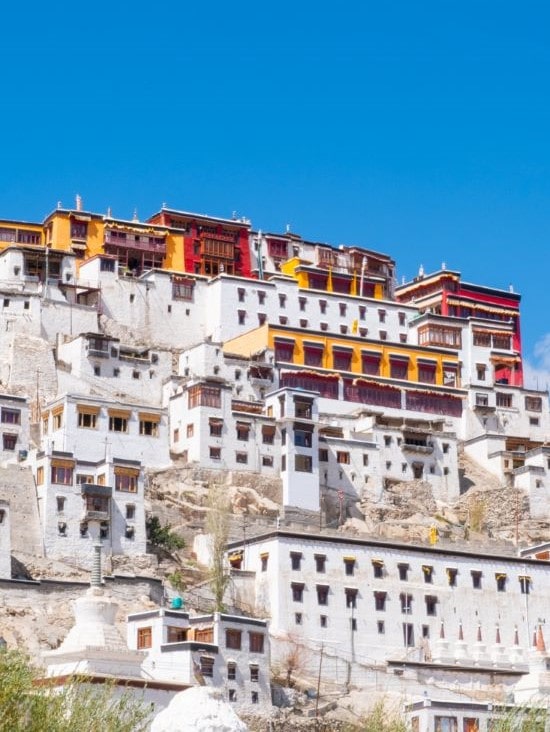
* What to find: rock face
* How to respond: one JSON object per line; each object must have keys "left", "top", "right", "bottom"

{"left": 151, "top": 687, "right": 249, "bottom": 732}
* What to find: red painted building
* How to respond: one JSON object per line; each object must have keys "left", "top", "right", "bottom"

{"left": 396, "top": 270, "right": 523, "bottom": 387}
{"left": 148, "top": 207, "right": 253, "bottom": 279}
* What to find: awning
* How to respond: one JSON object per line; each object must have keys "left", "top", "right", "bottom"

{"left": 138, "top": 412, "right": 161, "bottom": 422}
{"left": 77, "top": 405, "right": 100, "bottom": 415}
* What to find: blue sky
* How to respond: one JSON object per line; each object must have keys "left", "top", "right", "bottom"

{"left": 2, "top": 1, "right": 550, "bottom": 384}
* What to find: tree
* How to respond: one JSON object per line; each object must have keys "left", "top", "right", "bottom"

{"left": 205, "top": 482, "right": 231, "bottom": 611}
{"left": 0, "top": 649, "right": 151, "bottom": 732}
{"left": 146, "top": 516, "right": 185, "bottom": 553}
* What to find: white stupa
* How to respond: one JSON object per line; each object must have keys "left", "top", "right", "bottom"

{"left": 43, "top": 540, "right": 144, "bottom": 678}
{"left": 151, "top": 686, "right": 249, "bottom": 732}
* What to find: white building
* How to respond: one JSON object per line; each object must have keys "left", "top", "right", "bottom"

{"left": 0, "top": 394, "right": 29, "bottom": 466}
{"left": 56, "top": 332, "right": 172, "bottom": 407}
{"left": 127, "top": 608, "right": 271, "bottom": 709}
{"left": 31, "top": 447, "right": 146, "bottom": 565}
{"left": 39, "top": 393, "right": 170, "bottom": 468}
{"left": 218, "top": 530, "right": 550, "bottom": 685}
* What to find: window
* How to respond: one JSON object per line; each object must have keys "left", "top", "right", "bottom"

{"left": 398, "top": 563, "right": 409, "bottom": 581}
{"left": 447, "top": 568, "right": 458, "bottom": 587}
{"left": 209, "top": 419, "right": 223, "bottom": 437}
{"left": 188, "top": 384, "right": 221, "bottom": 409}
{"left": 238, "top": 310, "right": 246, "bottom": 325}
{"left": 237, "top": 287, "right": 245, "bottom": 302}
{"left": 235, "top": 452, "right": 248, "bottom": 464}
{"left": 299, "top": 297, "right": 307, "bottom": 311}
{"left": 372, "top": 560, "right": 384, "bottom": 578}
{"left": 304, "top": 344, "right": 324, "bottom": 367}
{"left": 345, "top": 588, "right": 358, "bottom": 609}
{"left": 398, "top": 312, "right": 406, "bottom": 326}
{"left": 290, "top": 552, "right": 302, "bottom": 570}
{"left": 316, "top": 585, "right": 329, "bottom": 605}
{"left": 295, "top": 612, "right": 302, "bottom": 625}
{"left": 295, "top": 455, "right": 313, "bottom": 472}
{"left": 363, "top": 454, "right": 369, "bottom": 466}
{"left": 390, "top": 358, "right": 408, "bottom": 380}
{"left": 137, "top": 627, "right": 152, "bottom": 649}
{"left": 139, "top": 417, "right": 159, "bottom": 437}
{"left": 333, "top": 348, "right": 352, "bottom": 371}
{"left": 418, "top": 363, "right": 436, "bottom": 384}
{"left": 471, "top": 570, "right": 482, "bottom": 589}
{"left": 400, "top": 593, "right": 413, "bottom": 614}
{"left": 476, "top": 365, "right": 486, "bottom": 381}
{"left": 109, "top": 414, "right": 128, "bottom": 432}
{"left": 167, "top": 626, "right": 187, "bottom": 643}
{"left": 344, "top": 557, "right": 356, "bottom": 576}
{"left": 374, "top": 591, "right": 386, "bottom": 611}
{"left": 210, "top": 447, "right": 221, "bottom": 460}
{"left": 1, "top": 408, "right": 20, "bottom": 425}
{"left": 339, "top": 303, "right": 347, "bottom": 316}
{"left": 337, "top": 451, "right": 350, "bottom": 464}
{"left": 496, "top": 392, "right": 513, "bottom": 408}
{"left": 425, "top": 595, "right": 438, "bottom": 616}
{"left": 315, "top": 554, "right": 326, "bottom": 573}
{"left": 422, "top": 565, "right": 433, "bottom": 583}
{"left": 261, "top": 425, "right": 275, "bottom": 444}
{"left": 320, "top": 322, "right": 328, "bottom": 331}
{"left": 530, "top": 417, "right": 540, "bottom": 426}
{"left": 57, "top": 521, "right": 67, "bottom": 536}
{"left": 319, "top": 299, "right": 327, "bottom": 314}
{"left": 294, "top": 425, "right": 313, "bottom": 448}
{"left": 433, "top": 716, "right": 458, "bottom": 732}
{"left": 236, "top": 422, "right": 250, "bottom": 441}
{"left": 78, "top": 410, "right": 97, "bottom": 429}
{"left": 200, "top": 656, "right": 214, "bottom": 678}
{"left": 186, "top": 423, "right": 194, "bottom": 439}
{"left": 403, "top": 622, "right": 414, "bottom": 647}
{"left": 56, "top": 496, "right": 66, "bottom": 513}
{"left": 279, "top": 294, "right": 286, "bottom": 307}
{"left": 126, "top": 504, "right": 135, "bottom": 520}
{"left": 526, "top": 396, "right": 543, "bottom": 412}
{"left": 399, "top": 334, "right": 407, "bottom": 343}
{"left": 225, "top": 629, "right": 242, "bottom": 650}
{"left": 51, "top": 465, "right": 74, "bottom": 485}
{"left": 320, "top": 615, "right": 327, "bottom": 628}
{"left": 194, "top": 627, "right": 214, "bottom": 643}
{"left": 115, "top": 471, "right": 138, "bottom": 493}
{"left": 519, "top": 575, "right": 531, "bottom": 594}
{"left": 94, "top": 365, "right": 101, "bottom": 377}
{"left": 2, "top": 433, "right": 16, "bottom": 451}
{"left": 113, "top": 367, "right": 120, "bottom": 377}
{"left": 358, "top": 305, "right": 366, "bottom": 320}
{"left": 378, "top": 309, "right": 386, "bottom": 323}
{"left": 262, "top": 455, "right": 273, "bottom": 467}
{"left": 250, "top": 664, "right": 260, "bottom": 682}
{"left": 496, "top": 573, "right": 507, "bottom": 591}
{"left": 377, "top": 620, "right": 385, "bottom": 634}
{"left": 291, "top": 583, "right": 304, "bottom": 602}
{"left": 319, "top": 448, "right": 328, "bottom": 462}
{"left": 227, "top": 662, "right": 236, "bottom": 680}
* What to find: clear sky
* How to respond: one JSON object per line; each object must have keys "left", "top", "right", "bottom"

{"left": 2, "top": 1, "right": 550, "bottom": 386}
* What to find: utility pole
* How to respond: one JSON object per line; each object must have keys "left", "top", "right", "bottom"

{"left": 314, "top": 643, "right": 324, "bottom": 731}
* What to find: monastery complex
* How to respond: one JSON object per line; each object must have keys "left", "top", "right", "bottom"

{"left": 0, "top": 199, "right": 549, "bottom": 729}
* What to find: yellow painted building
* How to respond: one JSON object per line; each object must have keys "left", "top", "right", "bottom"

{"left": 281, "top": 257, "right": 386, "bottom": 299}
{"left": 224, "top": 323, "right": 461, "bottom": 389}
{"left": 0, "top": 219, "right": 44, "bottom": 252}
{"left": 42, "top": 208, "right": 186, "bottom": 273}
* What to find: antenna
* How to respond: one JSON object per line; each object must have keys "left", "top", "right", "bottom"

{"left": 75, "top": 194, "right": 82, "bottom": 212}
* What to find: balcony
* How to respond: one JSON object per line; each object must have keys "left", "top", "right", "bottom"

{"left": 402, "top": 439, "right": 434, "bottom": 455}
{"left": 81, "top": 484, "right": 111, "bottom": 522}
{"left": 104, "top": 231, "right": 166, "bottom": 254}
